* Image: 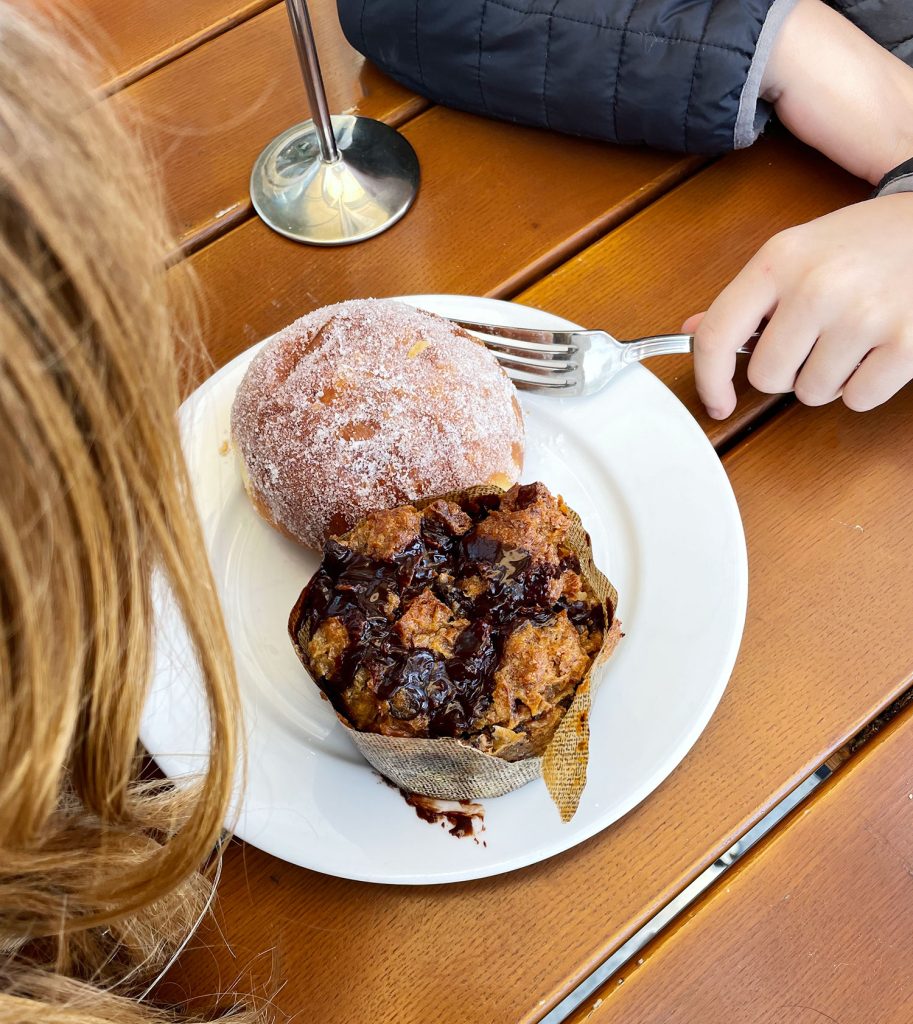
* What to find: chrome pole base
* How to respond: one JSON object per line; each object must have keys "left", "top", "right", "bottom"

{"left": 250, "top": 114, "right": 419, "bottom": 246}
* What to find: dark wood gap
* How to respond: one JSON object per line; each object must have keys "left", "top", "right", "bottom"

{"left": 172, "top": 131, "right": 707, "bottom": 267}
{"left": 713, "top": 393, "right": 796, "bottom": 456}
{"left": 494, "top": 156, "right": 713, "bottom": 302}
{"left": 551, "top": 663, "right": 913, "bottom": 1023}
{"left": 100, "top": 1, "right": 284, "bottom": 97}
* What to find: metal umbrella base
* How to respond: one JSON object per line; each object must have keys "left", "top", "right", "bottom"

{"left": 250, "top": 114, "right": 419, "bottom": 246}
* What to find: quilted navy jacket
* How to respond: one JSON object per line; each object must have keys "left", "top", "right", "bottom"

{"left": 336, "top": 0, "right": 913, "bottom": 154}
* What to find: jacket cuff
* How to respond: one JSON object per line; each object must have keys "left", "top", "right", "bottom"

{"left": 873, "top": 157, "right": 913, "bottom": 197}
{"left": 734, "top": 0, "right": 798, "bottom": 148}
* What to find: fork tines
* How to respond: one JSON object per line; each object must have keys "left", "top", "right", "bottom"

{"left": 451, "top": 318, "right": 577, "bottom": 356}
{"left": 450, "top": 318, "right": 581, "bottom": 391}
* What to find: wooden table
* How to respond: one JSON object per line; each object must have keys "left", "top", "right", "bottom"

{"left": 55, "top": 2, "right": 913, "bottom": 1020}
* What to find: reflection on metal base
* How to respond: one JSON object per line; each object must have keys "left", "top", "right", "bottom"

{"left": 250, "top": 114, "right": 420, "bottom": 246}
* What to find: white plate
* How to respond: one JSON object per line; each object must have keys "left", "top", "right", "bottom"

{"left": 143, "top": 295, "right": 747, "bottom": 885}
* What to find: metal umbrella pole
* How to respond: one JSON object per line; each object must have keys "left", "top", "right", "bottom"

{"left": 250, "top": 0, "right": 420, "bottom": 245}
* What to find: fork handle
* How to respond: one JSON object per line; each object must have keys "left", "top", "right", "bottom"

{"left": 620, "top": 331, "right": 761, "bottom": 363}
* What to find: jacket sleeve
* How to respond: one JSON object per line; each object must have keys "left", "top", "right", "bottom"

{"left": 337, "top": 0, "right": 795, "bottom": 154}
{"left": 827, "top": 0, "right": 913, "bottom": 66}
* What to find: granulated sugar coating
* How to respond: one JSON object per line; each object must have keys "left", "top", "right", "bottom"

{"left": 230, "top": 300, "right": 525, "bottom": 548}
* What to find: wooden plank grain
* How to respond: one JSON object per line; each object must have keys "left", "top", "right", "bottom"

{"left": 516, "top": 132, "right": 867, "bottom": 448}
{"left": 183, "top": 106, "right": 702, "bottom": 365}
{"left": 568, "top": 705, "right": 913, "bottom": 1023}
{"left": 162, "top": 367, "right": 913, "bottom": 1024}
{"left": 21, "top": 0, "right": 280, "bottom": 92}
{"left": 112, "top": 1, "right": 426, "bottom": 249}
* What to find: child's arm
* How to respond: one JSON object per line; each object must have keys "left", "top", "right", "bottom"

{"left": 691, "top": 0, "right": 913, "bottom": 418}
{"left": 762, "top": 0, "right": 913, "bottom": 183}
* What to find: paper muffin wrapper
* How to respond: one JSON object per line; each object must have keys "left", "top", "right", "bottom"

{"left": 289, "top": 486, "right": 621, "bottom": 822}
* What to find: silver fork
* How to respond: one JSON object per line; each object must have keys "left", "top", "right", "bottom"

{"left": 449, "top": 318, "right": 760, "bottom": 396}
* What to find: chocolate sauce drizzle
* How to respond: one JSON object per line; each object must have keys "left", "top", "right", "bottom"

{"left": 295, "top": 487, "right": 605, "bottom": 738}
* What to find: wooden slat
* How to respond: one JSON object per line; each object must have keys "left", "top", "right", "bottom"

{"left": 111, "top": 1, "right": 426, "bottom": 250}
{"left": 23, "top": 0, "right": 280, "bottom": 92}
{"left": 516, "top": 133, "right": 867, "bottom": 447}
{"left": 183, "top": 106, "right": 702, "bottom": 364}
{"left": 162, "top": 299, "right": 913, "bottom": 1024}
{"left": 569, "top": 705, "right": 913, "bottom": 1023}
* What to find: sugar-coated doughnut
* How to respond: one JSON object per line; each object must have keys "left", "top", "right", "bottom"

{"left": 230, "top": 299, "right": 525, "bottom": 548}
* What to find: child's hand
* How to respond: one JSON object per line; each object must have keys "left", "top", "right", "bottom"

{"left": 686, "top": 193, "right": 913, "bottom": 419}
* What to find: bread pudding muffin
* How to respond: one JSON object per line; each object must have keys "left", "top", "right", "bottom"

{"left": 290, "top": 483, "right": 622, "bottom": 810}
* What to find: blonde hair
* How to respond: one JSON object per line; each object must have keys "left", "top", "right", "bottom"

{"left": 0, "top": 4, "right": 254, "bottom": 1020}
